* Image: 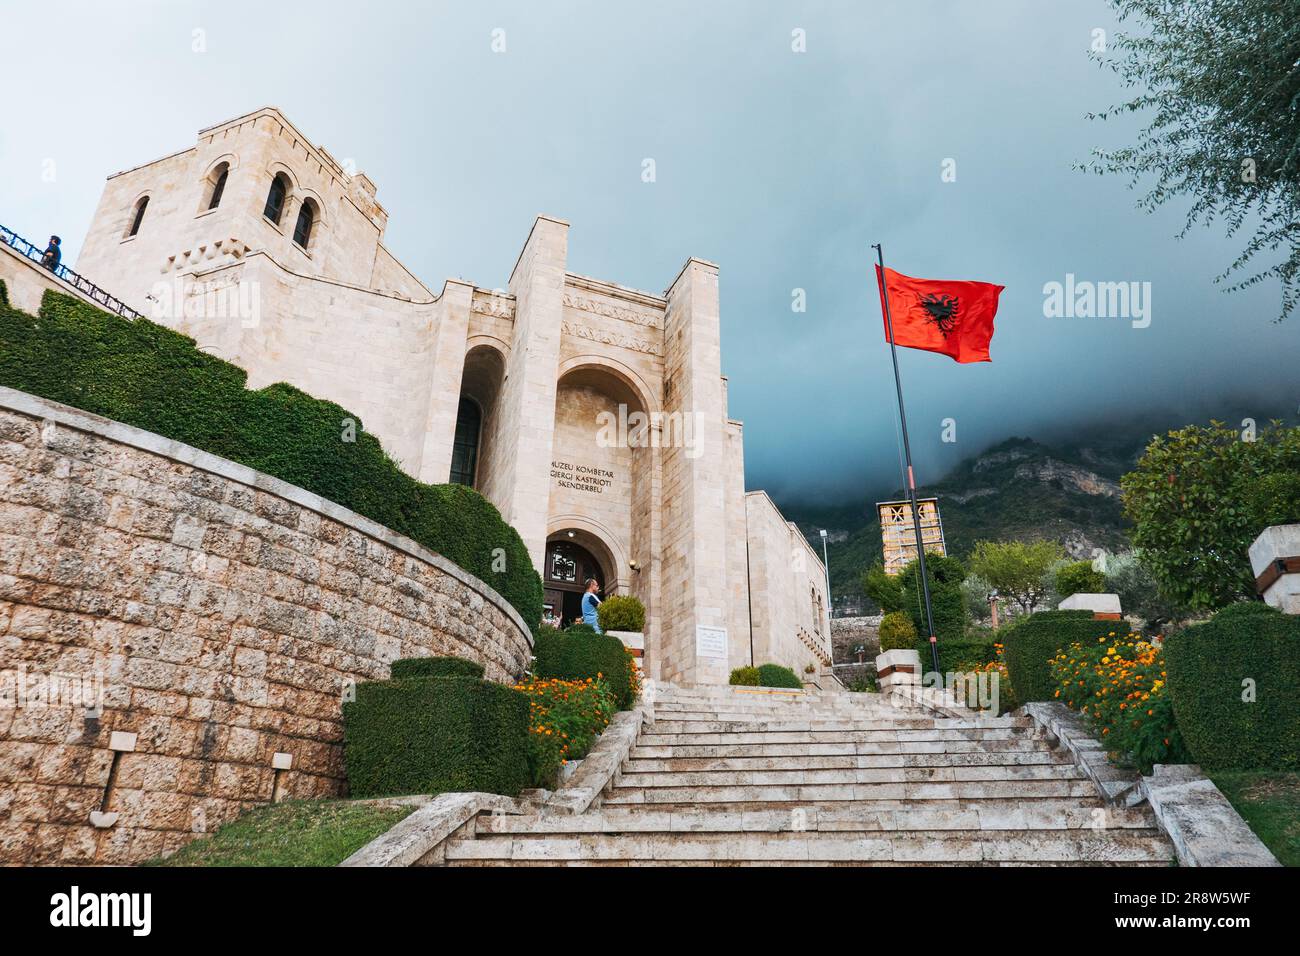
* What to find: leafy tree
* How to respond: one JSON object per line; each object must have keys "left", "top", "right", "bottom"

{"left": 863, "top": 561, "right": 904, "bottom": 613}
{"left": 863, "top": 553, "right": 967, "bottom": 641}
{"left": 1120, "top": 421, "right": 1300, "bottom": 609}
{"left": 897, "top": 553, "right": 968, "bottom": 641}
{"left": 1054, "top": 560, "right": 1107, "bottom": 599}
{"left": 1103, "top": 550, "right": 1190, "bottom": 631}
{"left": 961, "top": 573, "right": 995, "bottom": 624}
{"left": 968, "top": 540, "right": 1064, "bottom": 614}
{"left": 1083, "top": 0, "right": 1300, "bottom": 321}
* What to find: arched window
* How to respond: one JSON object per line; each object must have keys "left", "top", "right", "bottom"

{"left": 263, "top": 173, "right": 289, "bottom": 225}
{"left": 450, "top": 397, "right": 482, "bottom": 486}
{"left": 206, "top": 163, "right": 229, "bottom": 210}
{"left": 293, "top": 198, "right": 316, "bottom": 249}
{"left": 127, "top": 196, "right": 149, "bottom": 237}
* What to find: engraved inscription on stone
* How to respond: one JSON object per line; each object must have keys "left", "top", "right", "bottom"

{"left": 550, "top": 460, "right": 615, "bottom": 494}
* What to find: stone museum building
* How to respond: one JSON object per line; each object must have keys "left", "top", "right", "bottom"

{"left": 58, "top": 107, "right": 831, "bottom": 685}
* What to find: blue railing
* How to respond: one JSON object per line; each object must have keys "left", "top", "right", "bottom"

{"left": 1, "top": 224, "right": 142, "bottom": 320}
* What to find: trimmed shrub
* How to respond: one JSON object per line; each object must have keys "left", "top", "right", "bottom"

{"left": 390, "top": 657, "right": 484, "bottom": 680}
{"left": 930, "top": 633, "right": 1000, "bottom": 675}
{"left": 598, "top": 594, "right": 646, "bottom": 633}
{"left": 511, "top": 676, "right": 616, "bottom": 787}
{"left": 1051, "top": 629, "right": 1188, "bottom": 772}
{"left": 342, "top": 672, "right": 529, "bottom": 798}
{"left": 878, "top": 611, "right": 917, "bottom": 652}
{"left": 565, "top": 622, "right": 597, "bottom": 635}
{"left": 1165, "top": 602, "right": 1300, "bottom": 771}
{"left": 729, "top": 666, "right": 761, "bottom": 686}
{"left": 533, "top": 626, "right": 636, "bottom": 709}
{"left": 756, "top": 663, "right": 803, "bottom": 688}
{"left": 1055, "top": 560, "right": 1106, "bottom": 600}
{"left": 898, "top": 553, "right": 967, "bottom": 642}
{"left": 1002, "top": 610, "right": 1118, "bottom": 704}
{"left": 0, "top": 290, "right": 543, "bottom": 624}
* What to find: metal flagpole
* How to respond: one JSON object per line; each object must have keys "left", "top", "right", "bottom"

{"left": 872, "top": 243, "right": 941, "bottom": 677}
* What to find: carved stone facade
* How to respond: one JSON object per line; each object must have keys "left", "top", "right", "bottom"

{"left": 70, "top": 107, "right": 829, "bottom": 686}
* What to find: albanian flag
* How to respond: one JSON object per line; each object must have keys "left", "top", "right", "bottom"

{"left": 875, "top": 266, "right": 1004, "bottom": 363}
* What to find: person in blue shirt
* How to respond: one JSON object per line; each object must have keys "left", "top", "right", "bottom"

{"left": 580, "top": 578, "right": 602, "bottom": 633}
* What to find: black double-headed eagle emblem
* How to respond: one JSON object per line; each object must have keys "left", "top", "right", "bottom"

{"left": 919, "top": 292, "right": 959, "bottom": 337}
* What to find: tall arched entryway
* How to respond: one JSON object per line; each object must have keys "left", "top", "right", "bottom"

{"left": 543, "top": 533, "right": 610, "bottom": 628}
{"left": 546, "top": 358, "right": 660, "bottom": 651}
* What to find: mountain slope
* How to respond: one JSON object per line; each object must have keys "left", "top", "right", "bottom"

{"left": 781, "top": 437, "right": 1135, "bottom": 615}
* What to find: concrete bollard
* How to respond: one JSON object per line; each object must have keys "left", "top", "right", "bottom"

{"left": 1249, "top": 524, "right": 1300, "bottom": 614}
{"left": 876, "top": 648, "right": 921, "bottom": 691}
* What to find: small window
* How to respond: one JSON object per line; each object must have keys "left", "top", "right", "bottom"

{"left": 263, "top": 173, "right": 289, "bottom": 225}
{"left": 293, "top": 199, "right": 316, "bottom": 249}
{"left": 207, "top": 164, "right": 229, "bottom": 210}
{"left": 450, "top": 397, "right": 482, "bottom": 486}
{"left": 127, "top": 196, "right": 149, "bottom": 237}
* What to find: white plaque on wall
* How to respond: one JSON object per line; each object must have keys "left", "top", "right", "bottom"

{"left": 695, "top": 625, "right": 728, "bottom": 659}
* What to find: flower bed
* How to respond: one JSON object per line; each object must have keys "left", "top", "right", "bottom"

{"left": 1050, "top": 629, "right": 1189, "bottom": 773}
{"left": 972, "top": 641, "right": 1016, "bottom": 714}
{"left": 512, "top": 676, "right": 617, "bottom": 788}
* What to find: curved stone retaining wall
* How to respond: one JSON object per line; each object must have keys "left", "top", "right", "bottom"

{"left": 0, "top": 387, "right": 534, "bottom": 865}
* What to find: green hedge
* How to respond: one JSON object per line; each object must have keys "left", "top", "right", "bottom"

{"left": 1165, "top": 602, "right": 1300, "bottom": 771}
{"left": 927, "top": 634, "right": 1000, "bottom": 675}
{"left": 342, "top": 671, "right": 530, "bottom": 798}
{"left": 533, "top": 626, "right": 635, "bottom": 708}
{"left": 0, "top": 290, "right": 542, "bottom": 624}
{"left": 389, "top": 657, "right": 484, "bottom": 680}
{"left": 756, "top": 663, "right": 803, "bottom": 688}
{"left": 597, "top": 594, "right": 646, "bottom": 632}
{"left": 1002, "top": 610, "right": 1118, "bottom": 704}
{"left": 729, "top": 666, "right": 761, "bottom": 686}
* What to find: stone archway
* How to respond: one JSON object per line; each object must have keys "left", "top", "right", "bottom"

{"left": 543, "top": 529, "right": 615, "bottom": 628}
{"left": 546, "top": 359, "right": 660, "bottom": 665}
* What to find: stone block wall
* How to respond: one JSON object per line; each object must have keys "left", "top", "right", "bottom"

{"left": 0, "top": 388, "right": 533, "bottom": 865}
{"left": 744, "top": 491, "right": 833, "bottom": 677}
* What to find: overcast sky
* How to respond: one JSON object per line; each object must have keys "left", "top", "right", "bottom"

{"left": 2, "top": 0, "right": 1293, "bottom": 502}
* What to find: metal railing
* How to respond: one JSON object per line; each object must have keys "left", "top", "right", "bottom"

{"left": 1, "top": 224, "right": 142, "bottom": 319}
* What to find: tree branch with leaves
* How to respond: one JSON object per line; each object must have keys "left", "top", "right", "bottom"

{"left": 1082, "top": 0, "right": 1300, "bottom": 320}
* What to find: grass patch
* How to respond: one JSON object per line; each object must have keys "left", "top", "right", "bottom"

{"left": 1210, "top": 772, "right": 1300, "bottom": 867}
{"left": 146, "top": 799, "right": 415, "bottom": 867}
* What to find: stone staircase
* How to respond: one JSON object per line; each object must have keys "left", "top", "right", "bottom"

{"left": 443, "top": 684, "right": 1176, "bottom": 866}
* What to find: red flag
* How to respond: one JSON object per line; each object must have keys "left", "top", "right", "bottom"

{"left": 875, "top": 266, "right": 1004, "bottom": 363}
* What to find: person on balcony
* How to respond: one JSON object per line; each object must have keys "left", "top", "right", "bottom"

{"left": 40, "top": 235, "right": 61, "bottom": 273}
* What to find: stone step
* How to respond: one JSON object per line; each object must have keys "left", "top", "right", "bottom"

{"left": 474, "top": 804, "right": 1160, "bottom": 835}
{"left": 638, "top": 726, "right": 1046, "bottom": 747}
{"left": 630, "top": 737, "right": 1055, "bottom": 760}
{"left": 650, "top": 708, "right": 902, "bottom": 723}
{"left": 591, "top": 795, "right": 1111, "bottom": 814}
{"left": 623, "top": 750, "right": 1075, "bottom": 773}
{"left": 652, "top": 699, "right": 897, "bottom": 714}
{"left": 648, "top": 715, "right": 1032, "bottom": 733}
{"left": 650, "top": 707, "right": 904, "bottom": 723}
{"left": 612, "top": 764, "right": 1086, "bottom": 789}
{"left": 444, "top": 829, "right": 1174, "bottom": 864}
{"left": 601, "top": 778, "right": 1101, "bottom": 805}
